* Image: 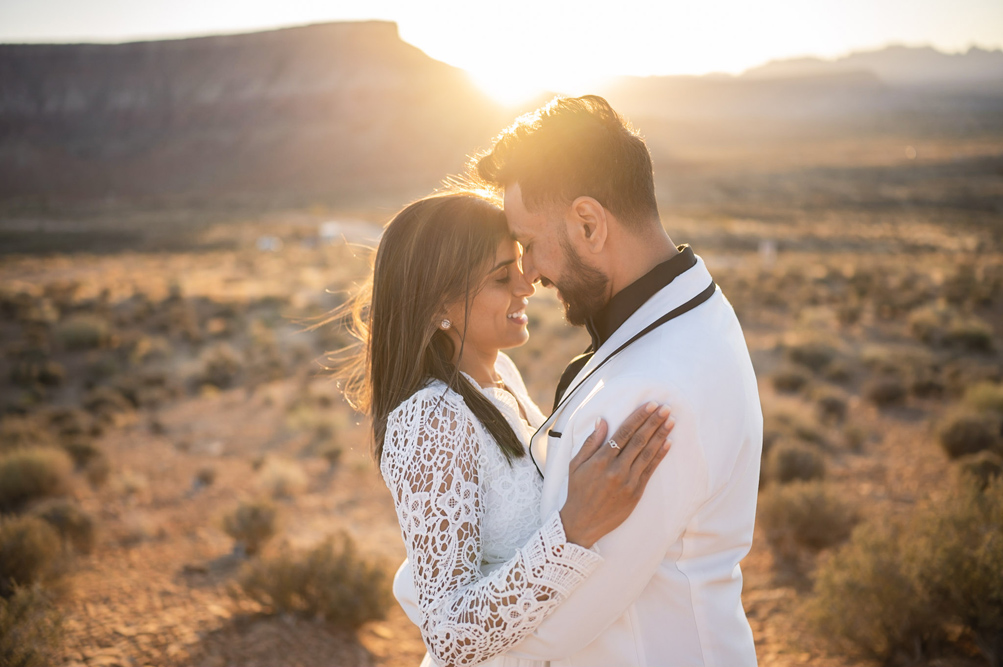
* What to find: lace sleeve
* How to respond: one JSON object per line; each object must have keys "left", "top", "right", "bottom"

{"left": 380, "top": 387, "right": 603, "bottom": 667}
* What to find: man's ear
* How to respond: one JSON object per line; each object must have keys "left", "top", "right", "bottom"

{"left": 569, "top": 196, "right": 608, "bottom": 253}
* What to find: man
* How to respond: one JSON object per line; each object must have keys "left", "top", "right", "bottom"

{"left": 472, "top": 95, "right": 763, "bottom": 666}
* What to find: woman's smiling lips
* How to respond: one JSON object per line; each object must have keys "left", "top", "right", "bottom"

{"left": 506, "top": 308, "right": 528, "bottom": 325}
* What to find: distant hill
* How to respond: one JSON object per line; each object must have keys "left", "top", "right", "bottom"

{"left": 743, "top": 45, "right": 1003, "bottom": 88}
{"left": 0, "top": 21, "right": 507, "bottom": 204}
{"left": 0, "top": 27, "right": 1001, "bottom": 206}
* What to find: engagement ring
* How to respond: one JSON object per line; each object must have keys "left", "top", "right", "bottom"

{"left": 607, "top": 438, "right": 621, "bottom": 450}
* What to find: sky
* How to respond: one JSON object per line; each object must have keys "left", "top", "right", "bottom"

{"left": 2, "top": 0, "right": 1001, "bottom": 104}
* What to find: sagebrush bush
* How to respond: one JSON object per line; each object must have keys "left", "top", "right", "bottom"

{"left": 0, "top": 416, "right": 55, "bottom": 454}
{"left": 81, "top": 386, "right": 133, "bottom": 421}
{"left": 0, "top": 515, "right": 61, "bottom": 598}
{"left": 937, "top": 411, "right": 999, "bottom": 460}
{"left": 771, "top": 366, "right": 811, "bottom": 394}
{"left": 785, "top": 339, "right": 839, "bottom": 373}
{"left": 944, "top": 317, "right": 994, "bottom": 353}
{"left": 239, "top": 532, "right": 392, "bottom": 628}
{"left": 813, "top": 386, "right": 848, "bottom": 423}
{"left": 914, "top": 477, "right": 1003, "bottom": 666}
{"left": 31, "top": 499, "right": 96, "bottom": 554}
{"left": 957, "top": 450, "right": 1003, "bottom": 491}
{"left": 758, "top": 480, "right": 857, "bottom": 563}
{"left": 0, "top": 584, "right": 63, "bottom": 667}
{"left": 223, "top": 499, "right": 278, "bottom": 556}
{"left": 965, "top": 382, "right": 1003, "bottom": 414}
{"left": 863, "top": 376, "right": 907, "bottom": 408}
{"left": 809, "top": 520, "right": 941, "bottom": 664}
{"left": 198, "top": 343, "right": 244, "bottom": 389}
{"left": 764, "top": 441, "right": 826, "bottom": 485}
{"left": 54, "top": 314, "right": 110, "bottom": 350}
{"left": 810, "top": 477, "right": 1003, "bottom": 666}
{"left": 256, "top": 458, "right": 307, "bottom": 499}
{"left": 0, "top": 447, "right": 73, "bottom": 512}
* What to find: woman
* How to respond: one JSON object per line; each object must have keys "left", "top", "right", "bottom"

{"left": 340, "top": 192, "right": 674, "bottom": 667}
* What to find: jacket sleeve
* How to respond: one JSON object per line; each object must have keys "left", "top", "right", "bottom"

{"left": 381, "top": 389, "right": 604, "bottom": 667}
{"left": 504, "top": 376, "right": 710, "bottom": 661}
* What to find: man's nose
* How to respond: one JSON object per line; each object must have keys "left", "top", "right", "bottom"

{"left": 521, "top": 254, "right": 541, "bottom": 285}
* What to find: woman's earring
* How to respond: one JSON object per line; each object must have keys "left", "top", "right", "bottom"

{"left": 440, "top": 319, "right": 451, "bottom": 330}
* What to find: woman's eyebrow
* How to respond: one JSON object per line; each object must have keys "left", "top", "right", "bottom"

{"left": 491, "top": 258, "right": 516, "bottom": 272}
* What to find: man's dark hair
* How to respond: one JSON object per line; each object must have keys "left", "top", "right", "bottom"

{"left": 474, "top": 95, "right": 659, "bottom": 229}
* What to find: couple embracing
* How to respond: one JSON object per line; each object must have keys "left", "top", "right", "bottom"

{"left": 341, "top": 95, "right": 763, "bottom": 667}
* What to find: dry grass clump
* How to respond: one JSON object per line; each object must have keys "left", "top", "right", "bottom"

{"left": 0, "top": 447, "right": 73, "bottom": 512}
{"left": 30, "top": 499, "right": 96, "bottom": 554}
{"left": 863, "top": 375, "right": 908, "bottom": 408}
{"left": 0, "top": 583, "right": 63, "bottom": 667}
{"left": 964, "top": 382, "right": 1003, "bottom": 414}
{"left": 53, "top": 314, "right": 111, "bottom": 350}
{"left": 223, "top": 499, "right": 278, "bottom": 556}
{"left": 196, "top": 342, "right": 244, "bottom": 389}
{"left": 943, "top": 316, "right": 995, "bottom": 353}
{"left": 812, "top": 385, "right": 849, "bottom": 423}
{"left": 771, "top": 365, "right": 811, "bottom": 394}
{"left": 810, "top": 477, "right": 1003, "bottom": 666}
{"left": 0, "top": 416, "right": 56, "bottom": 454}
{"left": 957, "top": 450, "right": 1003, "bottom": 491}
{"left": 764, "top": 441, "right": 826, "bottom": 485}
{"left": 784, "top": 338, "right": 839, "bottom": 374}
{"left": 757, "top": 480, "right": 857, "bottom": 564}
{"left": 81, "top": 386, "right": 133, "bottom": 422}
{"left": 256, "top": 458, "right": 308, "bottom": 499}
{"left": 0, "top": 515, "right": 62, "bottom": 598}
{"left": 238, "top": 532, "right": 392, "bottom": 628}
{"left": 937, "top": 411, "right": 1000, "bottom": 460}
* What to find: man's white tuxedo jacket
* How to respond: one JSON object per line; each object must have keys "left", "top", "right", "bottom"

{"left": 504, "top": 254, "right": 762, "bottom": 666}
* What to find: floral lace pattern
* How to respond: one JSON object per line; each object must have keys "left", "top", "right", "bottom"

{"left": 381, "top": 355, "right": 602, "bottom": 667}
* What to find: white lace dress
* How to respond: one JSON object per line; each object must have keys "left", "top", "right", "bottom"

{"left": 380, "top": 352, "right": 604, "bottom": 667}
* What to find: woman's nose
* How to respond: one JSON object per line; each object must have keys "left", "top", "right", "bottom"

{"left": 513, "top": 268, "right": 536, "bottom": 298}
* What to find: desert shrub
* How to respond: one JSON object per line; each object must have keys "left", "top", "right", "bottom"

{"left": 194, "top": 466, "right": 217, "bottom": 489}
{"left": 910, "top": 477, "right": 1003, "bottom": 666}
{"left": 42, "top": 407, "right": 98, "bottom": 439}
{"left": 0, "top": 515, "right": 61, "bottom": 598}
{"left": 238, "top": 532, "right": 392, "bottom": 628}
{"left": 813, "top": 386, "right": 848, "bottom": 423}
{"left": 0, "top": 447, "right": 73, "bottom": 512}
{"left": 9, "top": 356, "right": 64, "bottom": 388}
{"left": 318, "top": 443, "right": 343, "bottom": 469}
{"left": 197, "top": 343, "right": 244, "bottom": 389}
{"left": 758, "top": 480, "right": 857, "bottom": 563}
{"left": 842, "top": 425, "right": 868, "bottom": 452}
{"left": 764, "top": 441, "right": 826, "bottom": 485}
{"left": 0, "top": 584, "right": 63, "bottom": 667}
{"left": 863, "top": 376, "right": 907, "bottom": 408}
{"left": 809, "top": 520, "right": 941, "bottom": 664}
{"left": 908, "top": 305, "right": 945, "bottom": 344}
{"left": 31, "top": 499, "right": 96, "bottom": 554}
{"left": 0, "top": 416, "right": 55, "bottom": 454}
{"left": 54, "top": 315, "right": 110, "bottom": 350}
{"left": 83, "top": 454, "right": 111, "bottom": 488}
{"left": 944, "top": 317, "right": 994, "bottom": 353}
{"left": 81, "top": 386, "right": 133, "bottom": 421}
{"left": 937, "top": 411, "right": 999, "bottom": 460}
{"left": 785, "top": 339, "right": 838, "bottom": 374}
{"left": 223, "top": 499, "right": 278, "bottom": 556}
{"left": 958, "top": 450, "right": 1003, "bottom": 491}
{"left": 59, "top": 438, "right": 102, "bottom": 470}
{"left": 256, "top": 458, "right": 307, "bottom": 499}
{"left": 910, "top": 371, "right": 945, "bottom": 399}
{"left": 965, "top": 382, "right": 1003, "bottom": 414}
{"left": 771, "top": 366, "right": 811, "bottom": 394}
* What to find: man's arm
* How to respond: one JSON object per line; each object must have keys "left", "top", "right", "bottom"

{"left": 505, "top": 376, "right": 709, "bottom": 660}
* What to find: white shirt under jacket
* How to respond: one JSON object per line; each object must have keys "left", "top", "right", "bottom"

{"left": 395, "top": 253, "right": 763, "bottom": 667}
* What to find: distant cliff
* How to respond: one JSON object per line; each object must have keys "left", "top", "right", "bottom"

{"left": 1, "top": 26, "right": 1001, "bottom": 206}
{"left": 0, "top": 21, "right": 505, "bottom": 203}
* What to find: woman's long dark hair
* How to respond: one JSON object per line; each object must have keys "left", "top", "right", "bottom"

{"left": 322, "top": 192, "right": 525, "bottom": 464}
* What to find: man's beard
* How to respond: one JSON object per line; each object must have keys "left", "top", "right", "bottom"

{"left": 554, "top": 234, "right": 609, "bottom": 326}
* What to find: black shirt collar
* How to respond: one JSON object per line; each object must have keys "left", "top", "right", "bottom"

{"left": 585, "top": 244, "right": 697, "bottom": 350}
